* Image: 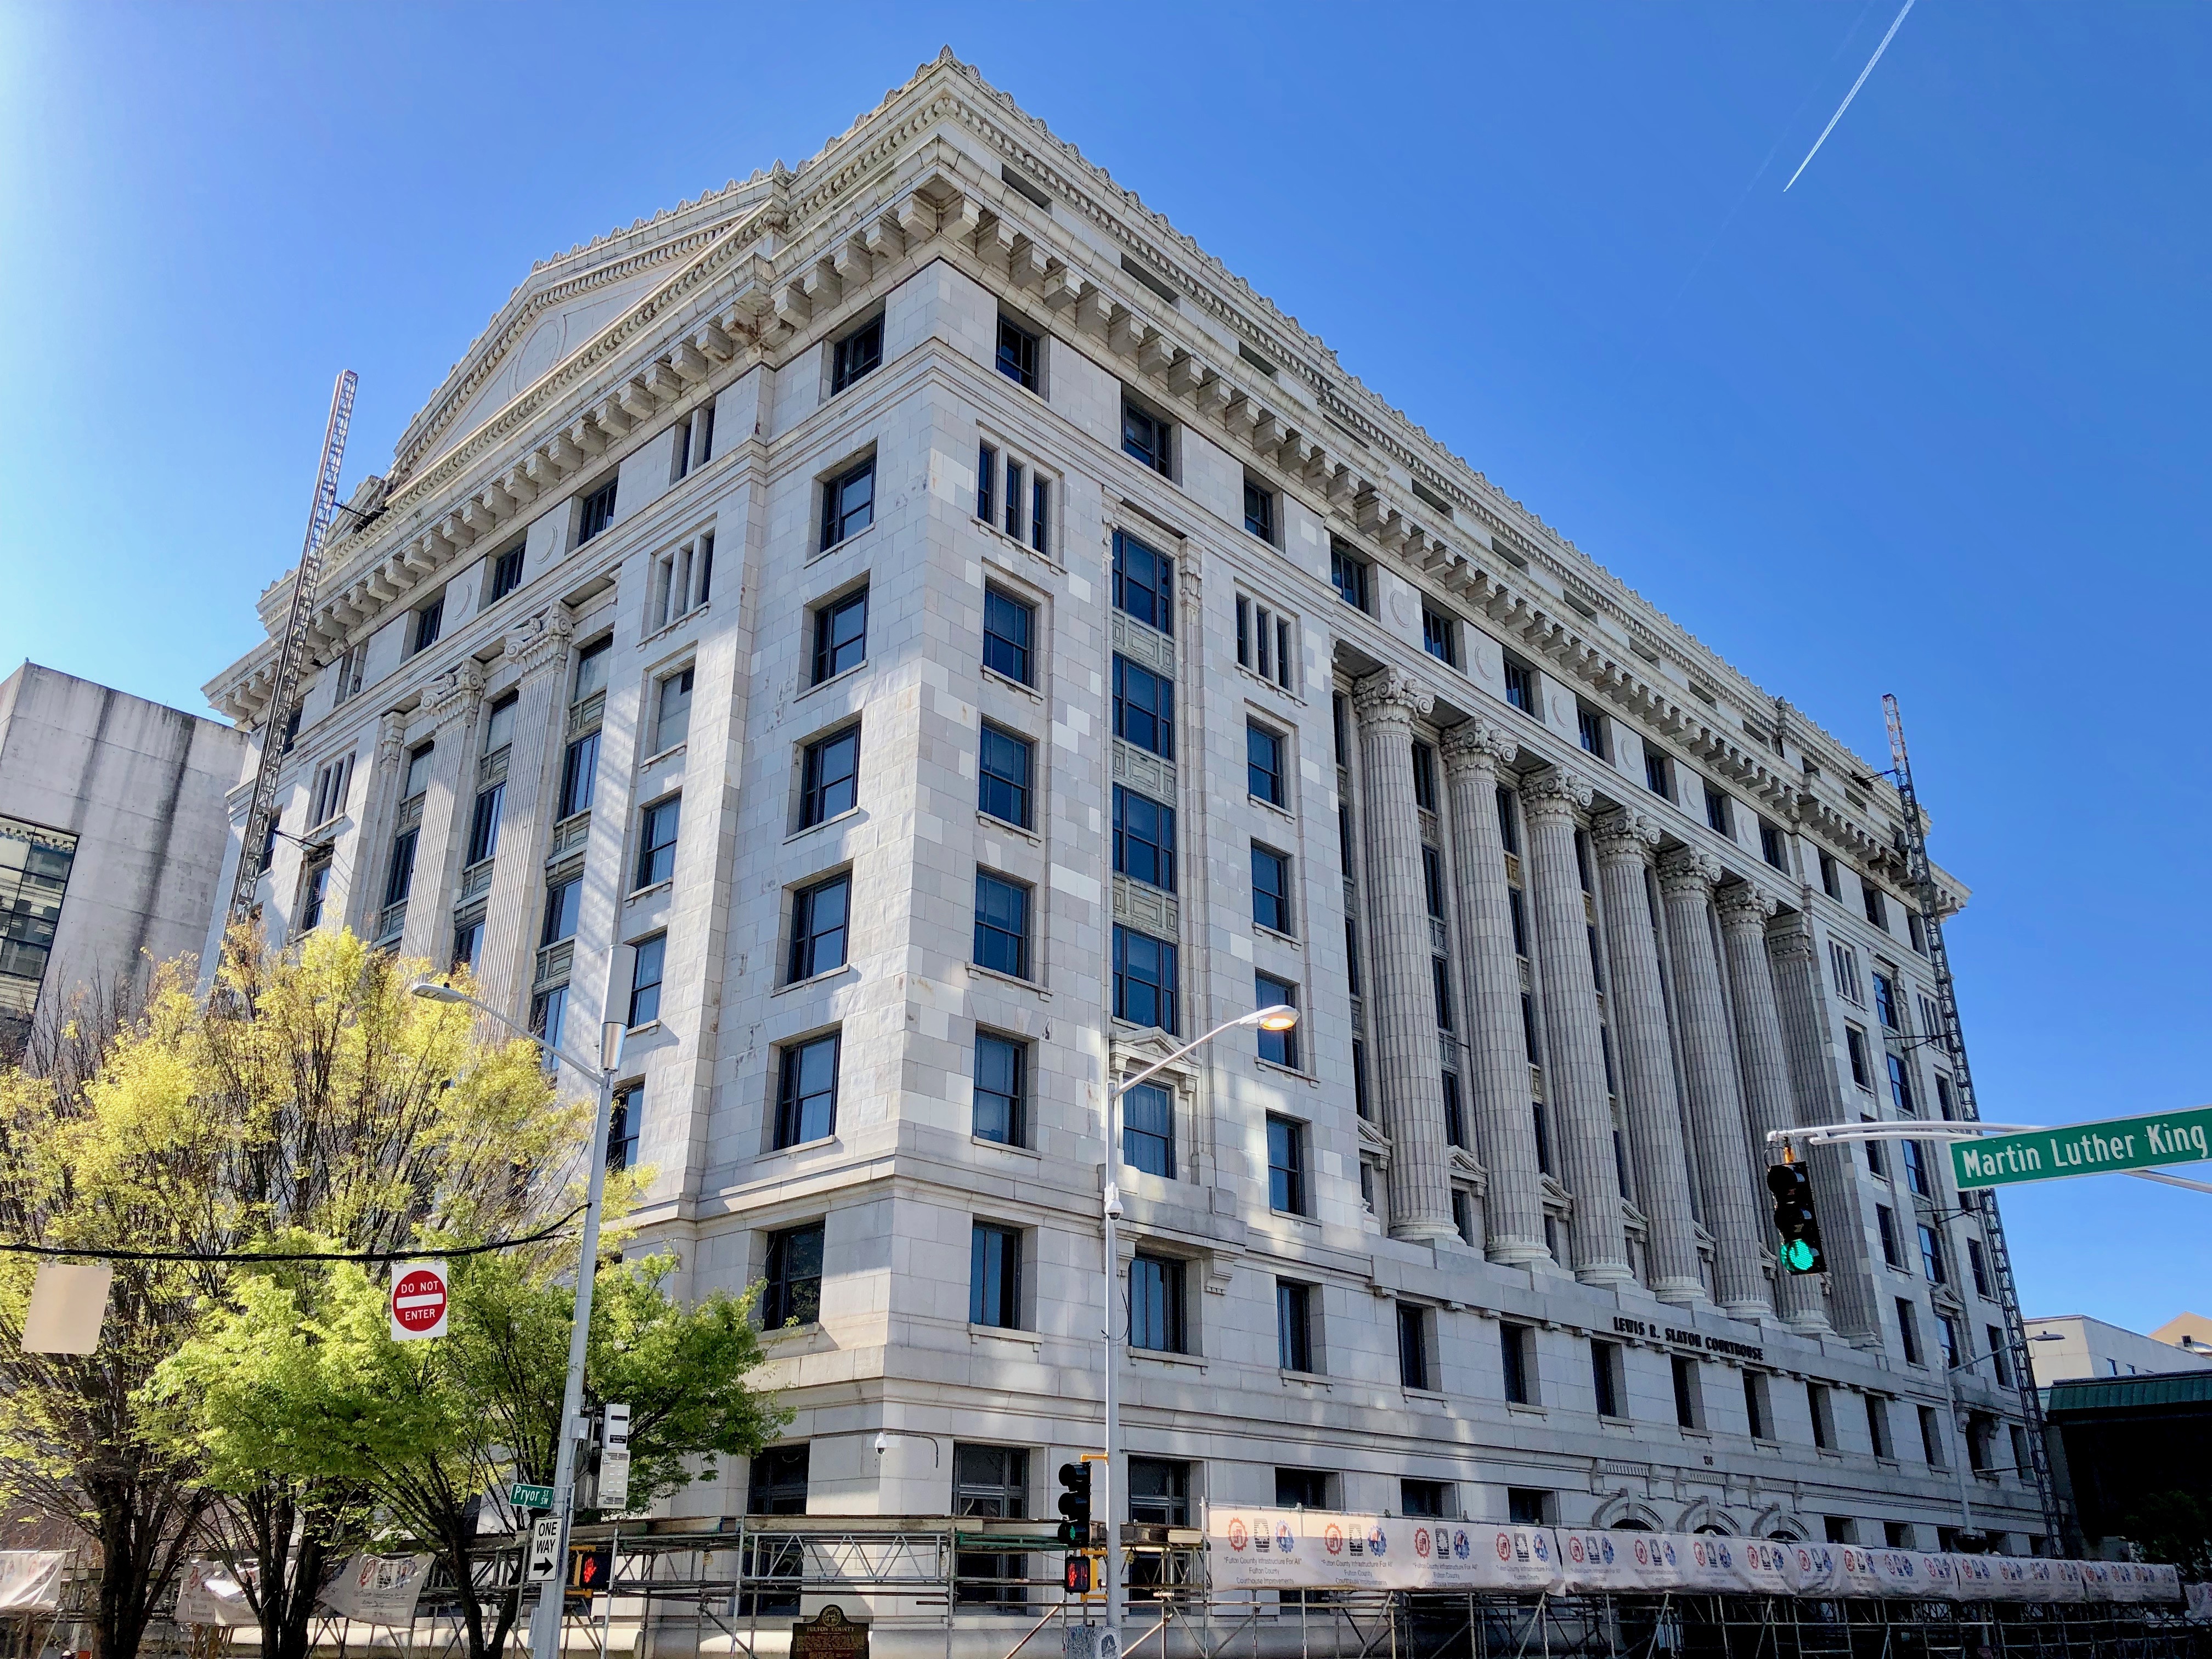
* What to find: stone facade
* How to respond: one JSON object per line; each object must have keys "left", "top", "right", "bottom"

{"left": 201, "top": 53, "right": 2044, "bottom": 1554}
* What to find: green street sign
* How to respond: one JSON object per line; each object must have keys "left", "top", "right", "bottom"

{"left": 510, "top": 1482, "right": 555, "bottom": 1510}
{"left": 1950, "top": 1106, "right": 2212, "bottom": 1190}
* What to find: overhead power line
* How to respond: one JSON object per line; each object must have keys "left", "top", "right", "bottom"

{"left": 0, "top": 1204, "right": 588, "bottom": 1265}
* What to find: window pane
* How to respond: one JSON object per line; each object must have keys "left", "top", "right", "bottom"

{"left": 1122, "top": 1081, "right": 1173, "bottom": 1177}
{"left": 628, "top": 934, "right": 666, "bottom": 1026}
{"left": 1112, "top": 926, "right": 1178, "bottom": 1034}
{"left": 1113, "top": 786, "right": 1176, "bottom": 892}
{"left": 776, "top": 1034, "right": 840, "bottom": 1147}
{"left": 813, "top": 590, "right": 868, "bottom": 683}
{"left": 801, "top": 727, "right": 861, "bottom": 826}
{"left": 764, "top": 1224, "right": 825, "bottom": 1327}
{"left": 1111, "top": 533, "right": 1175, "bottom": 634}
{"left": 1256, "top": 972, "right": 1297, "bottom": 1069}
{"left": 1112, "top": 657, "right": 1174, "bottom": 758}
{"left": 974, "top": 1033, "right": 1025, "bottom": 1146}
{"left": 656, "top": 667, "right": 695, "bottom": 751}
{"left": 978, "top": 725, "right": 1034, "bottom": 828}
{"left": 970, "top": 1223, "right": 1021, "bottom": 1328}
{"left": 982, "top": 588, "right": 1034, "bottom": 684}
{"left": 1267, "top": 1114, "right": 1307, "bottom": 1214}
{"left": 973, "top": 872, "right": 1030, "bottom": 979}
{"left": 1251, "top": 846, "right": 1290, "bottom": 933}
{"left": 1246, "top": 724, "right": 1284, "bottom": 805}
{"left": 788, "top": 874, "right": 851, "bottom": 981}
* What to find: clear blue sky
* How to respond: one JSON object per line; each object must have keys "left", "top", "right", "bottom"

{"left": 2, "top": 3, "right": 2206, "bottom": 1329}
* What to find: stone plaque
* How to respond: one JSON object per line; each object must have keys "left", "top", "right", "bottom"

{"left": 792, "top": 1604, "right": 870, "bottom": 1659}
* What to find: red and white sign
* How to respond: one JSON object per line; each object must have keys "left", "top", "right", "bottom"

{"left": 389, "top": 1261, "right": 450, "bottom": 1341}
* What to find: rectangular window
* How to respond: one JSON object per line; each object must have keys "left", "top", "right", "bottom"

{"left": 1112, "top": 532, "right": 1175, "bottom": 633}
{"left": 741, "top": 1443, "right": 810, "bottom": 1611}
{"left": 978, "top": 724, "right": 1035, "bottom": 830}
{"left": 1113, "top": 656, "right": 1174, "bottom": 758}
{"left": 1121, "top": 1079, "right": 1174, "bottom": 1178}
{"left": 1451, "top": 1186, "right": 1474, "bottom": 1245}
{"left": 1506, "top": 1489, "right": 1550, "bottom": 1526}
{"left": 1820, "top": 851, "right": 1843, "bottom": 900}
{"left": 1411, "top": 741, "right": 1437, "bottom": 811}
{"left": 1672, "top": 1355, "right": 1703, "bottom": 1428}
{"left": 1917, "top": 993, "right": 1943, "bottom": 1039}
{"left": 1968, "top": 1239, "right": 1991, "bottom": 1299}
{"left": 488, "top": 541, "right": 526, "bottom": 603}
{"left": 466, "top": 782, "right": 505, "bottom": 866}
{"left": 1431, "top": 956, "right": 1455, "bottom": 1032}
{"left": 1129, "top": 1253, "right": 1186, "bottom": 1352}
{"left": 1113, "top": 926, "right": 1178, "bottom": 1034}
{"left": 1251, "top": 846, "right": 1293, "bottom": 934}
{"left": 1497, "top": 786, "right": 1520, "bottom": 854}
{"left": 1703, "top": 782, "right": 1732, "bottom": 836}
{"left": 1936, "top": 1073, "right": 1958, "bottom": 1121}
{"left": 1644, "top": 749, "right": 1672, "bottom": 798}
{"left": 635, "top": 794, "right": 681, "bottom": 889}
{"left": 628, "top": 932, "right": 667, "bottom": 1026}
{"left": 969, "top": 1223, "right": 1022, "bottom": 1328}
{"left": 1745, "top": 1372, "right": 1773, "bottom": 1441}
{"left": 1502, "top": 1322, "right": 1536, "bottom": 1405}
{"left": 1936, "top": 1314, "right": 1961, "bottom": 1369}
{"left": 1243, "top": 477, "right": 1276, "bottom": 544}
{"left": 1918, "top": 1224, "right": 1948, "bottom": 1286}
{"left": 1401, "top": 1480, "right": 1449, "bottom": 1519}
{"left": 559, "top": 729, "right": 600, "bottom": 819}
{"left": 1592, "top": 1340, "right": 1623, "bottom": 1419}
{"left": 1901, "top": 1136, "right": 1932, "bottom": 1197}
{"left": 981, "top": 586, "right": 1035, "bottom": 684}
{"left": 1003, "top": 458, "right": 1024, "bottom": 540}
{"left": 1441, "top": 1073, "right": 1466, "bottom": 1148}
{"left": 1283, "top": 1283, "right": 1309, "bottom": 1380}
{"left": 1987, "top": 1328, "right": 2011, "bottom": 1386}
{"left": 1808, "top": 1383, "right": 1835, "bottom": 1450}
{"left": 976, "top": 441, "right": 996, "bottom": 527}
{"left": 383, "top": 826, "right": 420, "bottom": 910}
{"left": 331, "top": 645, "right": 366, "bottom": 706}
{"left": 541, "top": 870, "right": 583, "bottom": 947}
{"left": 297, "top": 857, "right": 331, "bottom": 932}
{"left": 451, "top": 913, "right": 483, "bottom": 969}
{"left": 577, "top": 478, "right": 619, "bottom": 545}
{"left": 1509, "top": 889, "right": 1529, "bottom": 956}
{"left": 973, "top": 1031, "right": 1028, "bottom": 1147}
{"left": 1030, "top": 473, "right": 1051, "bottom": 555}
{"left": 1760, "top": 820, "right": 1788, "bottom": 870}
{"left": 1864, "top": 883, "right": 1888, "bottom": 930}
{"left": 1872, "top": 970, "right": 1900, "bottom": 1030}
{"left": 1256, "top": 974, "right": 1299, "bottom": 1068}
{"left": 606, "top": 1082, "right": 641, "bottom": 1170}
{"left": 649, "top": 533, "right": 715, "bottom": 630}
{"left": 775, "top": 1031, "right": 840, "bottom": 1147}
{"left": 411, "top": 591, "right": 445, "bottom": 655}
{"left": 1266, "top": 1114, "right": 1308, "bottom": 1214}
{"left": 1121, "top": 398, "right": 1172, "bottom": 476}
{"left": 1397, "top": 1303, "right": 1432, "bottom": 1391}
{"left": 996, "top": 315, "right": 1040, "bottom": 390}
{"left": 1113, "top": 786, "right": 1176, "bottom": 891}
{"left": 1897, "top": 1299, "right": 1924, "bottom": 1366}
{"left": 1234, "top": 596, "right": 1296, "bottom": 691}
{"left": 788, "top": 873, "right": 851, "bottom": 982}
{"left": 820, "top": 456, "right": 874, "bottom": 550}
{"left": 832, "top": 314, "right": 884, "bottom": 393}
{"left": 1128, "top": 1458, "right": 1190, "bottom": 1529}
{"left": 1330, "top": 541, "right": 1371, "bottom": 611}
{"left": 529, "top": 986, "right": 568, "bottom": 1057}
{"left": 1831, "top": 940, "right": 1863, "bottom": 1003}
{"left": 1422, "top": 845, "right": 1446, "bottom": 919}
{"left": 973, "top": 870, "right": 1031, "bottom": 980}
{"left": 1846, "top": 1025, "right": 1874, "bottom": 1090}
{"left": 308, "top": 753, "right": 355, "bottom": 827}
{"left": 1888, "top": 1054, "right": 1917, "bottom": 1115}
{"left": 1421, "top": 603, "right": 1459, "bottom": 668}
{"left": 1576, "top": 703, "right": 1607, "bottom": 758}
{"left": 1245, "top": 722, "right": 1286, "bottom": 806}
{"left": 654, "top": 665, "right": 695, "bottom": 752}
{"left": 1867, "top": 1396, "right": 1894, "bottom": 1459}
{"left": 1503, "top": 656, "right": 1536, "bottom": 715}
{"left": 1877, "top": 1205, "right": 1903, "bottom": 1267}
{"left": 799, "top": 725, "right": 861, "bottom": 827}
{"left": 672, "top": 404, "right": 714, "bottom": 479}
{"left": 761, "top": 1223, "right": 824, "bottom": 1327}
{"left": 1918, "top": 1403, "right": 1945, "bottom": 1466}
{"left": 1908, "top": 909, "right": 1927, "bottom": 953}
{"left": 811, "top": 587, "right": 868, "bottom": 684}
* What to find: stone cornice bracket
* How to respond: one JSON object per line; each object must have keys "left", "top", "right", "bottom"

{"left": 1656, "top": 846, "right": 1726, "bottom": 896}
{"left": 1440, "top": 718, "right": 1515, "bottom": 776}
{"left": 427, "top": 662, "right": 486, "bottom": 727}
{"left": 374, "top": 712, "right": 409, "bottom": 766}
{"left": 507, "top": 607, "right": 575, "bottom": 674}
{"left": 1521, "top": 768, "right": 1594, "bottom": 824}
{"left": 1713, "top": 883, "right": 1780, "bottom": 930}
{"left": 1351, "top": 665, "right": 1434, "bottom": 728}
{"left": 1589, "top": 809, "right": 1662, "bottom": 863}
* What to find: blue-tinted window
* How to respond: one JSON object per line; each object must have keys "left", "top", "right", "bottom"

{"left": 1267, "top": 1114, "right": 1308, "bottom": 1215}
{"left": 1251, "top": 846, "right": 1292, "bottom": 934}
{"left": 978, "top": 725, "right": 1034, "bottom": 828}
{"left": 982, "top": 586, "right": 1034, "bottom": 684}
{"left": 1122, "top": 1081, "right": 1174, "bottom": 1177}
{"left": 628, "top": 933, "right": 667, "bottom": 1026}
{"left": 973, "top": 871, "right": 1031, "bottom": 979}
{"left": 812, "top": 588, "right": 868, "bottom": 684}
{"left": 974, "top": 1032, "right": 1027, "bottom": 1146}
{"left": 1113, "top": 786, "right": 1175, "bottom": 891}
{"left": 1113, "top": 657, "right": 1173, "bottom": 758}
{"left": 799, "top": 726, "right": 860, "bottom": 827}
{"left": 1112, "top": 533, "right": 1175, "bottom": 633}
{"left": 1121, "top": 402, "right": 1172, "bottom": 477}
{"left": 1113, "top": 926, "right": 1178, "bottom": 1034}
{"left": 635, "top": 795, "right": 681, "bottom": 888}
{"left": 1247, "top": 723, "right": 1285, "bottom": 806}
{"left": 775, "top": 1032, "right": 840, "bottom": 1147}
{"left": 1256, "top": 973, "right": 1298, "bottom": 1068}
{"left": 820, "top": 458, "right": 874, "bottom": 550}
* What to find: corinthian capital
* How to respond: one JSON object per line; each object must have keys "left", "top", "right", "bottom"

{"left": 506, "top": 607, "right": 575, "bottom": 674}
{"left": 1520, "top": 768, "right": 1594, "bottom": 824}
{"left": 1714, "top": 883, "right": 1781, "bottom": 929}
{"left": 1656, "top": 845, "right": 1726, "bottom": 895}
{"left": 427, "top": 661, "right": 486, "bottom": 725}
{"left": 1440, "top": 718, "right": 1515, "bottom": 776}
{"left": 1352, "top": 666, "right": 1434, "bottom": 727}
{"left": 1589, "top": 809, "right": 1661, "bottom": 862}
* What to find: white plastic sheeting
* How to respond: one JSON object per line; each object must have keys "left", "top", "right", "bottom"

{"left": 0, "top": 1552, "right": 69, "bottom": 1613}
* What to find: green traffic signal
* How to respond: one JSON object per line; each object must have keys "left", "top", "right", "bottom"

{"left": 1765, "top": 1161, "right": 1826, "bottom": 1276}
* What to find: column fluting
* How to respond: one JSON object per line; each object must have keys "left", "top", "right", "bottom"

{"left": 396, "top": 661, "right": 486, "bottom": 965}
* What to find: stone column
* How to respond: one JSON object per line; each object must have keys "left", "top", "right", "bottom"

{"left": 1656, "top": 849, "right": 1771, "bottom": 1319}
{"left": 1589, "top": 811, "right": 1705, "bottom": 1304}
{"left": 474, "top": 608, "right": 575, "bottom": 1017}
{"left": 396, "top": 662, "right": 485, "bottom": 966}
{"left": 1440, "top": 720, "right": 1547, "bottom": 1265}
{"left": 1768, "top": 913, "right": 1878, "bottom": 1343}
{"left": 343, "top": 711, "right": 411, "bottom": 939}
{"left": 1717, "top": 886, "right": 1830, "bottom": 1333}
{"left": 1520, "top": 770, "right": 1630, "bottom": 1285}
{"left": 1353, "top": 668, "right": 1454, "bottom": 1241}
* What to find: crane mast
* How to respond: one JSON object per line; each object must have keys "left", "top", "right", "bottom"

{"left": 225, "top": 370, "right": 358, "bottom": 928}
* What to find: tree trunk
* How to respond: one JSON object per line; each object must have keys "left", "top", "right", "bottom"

{"left": 88, "top": 1472, "right": 198, "bottom": 1659}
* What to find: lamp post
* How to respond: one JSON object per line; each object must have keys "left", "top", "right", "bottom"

{"left": 1941, "top": 1333, "right": 2063, "bottom": 1548}
{"left": 411, "top": 979, "right": 625, "bottom": 1659}
{"left": 1098, "top": 1004, "right": 1296, "bottom": 1647}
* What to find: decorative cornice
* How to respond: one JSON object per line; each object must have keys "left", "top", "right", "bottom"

{"left": 1351, "top": 666, "right": 1434, "bottom": 725}
{"left": 1521, "top": 768, "right": 1593, "bottom": 822}
{"left": 1440, "top": 718, "right": 1515, "bottom": 775}
{"left": 1656, "top": 847, "right": 1726, "bottom": 895}
{"left": 1589, "top": 809, "right": 1662, "bottom": 862}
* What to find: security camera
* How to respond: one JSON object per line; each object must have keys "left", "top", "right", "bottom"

{"left": 873, "top": 1431, "right": 889, "bottom": 1455}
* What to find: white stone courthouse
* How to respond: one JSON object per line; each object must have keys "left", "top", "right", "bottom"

{"left": 201, "top": 52, "right": 2045, "bottom": 1558}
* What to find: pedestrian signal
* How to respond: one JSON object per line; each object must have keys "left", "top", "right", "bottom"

{"left": 1767, "top": 1160, "right": 1825, "bottom": 1275}
{"left": 1063, "top": 1554, "right": 1092, "bottom": 1594}
{"left": 1056, "top": 1461, "right": 1093, "bottom": 1548}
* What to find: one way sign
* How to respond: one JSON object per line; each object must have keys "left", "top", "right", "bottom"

{"left": 526, "top": 1516, "right": 562, "bottom": 1583}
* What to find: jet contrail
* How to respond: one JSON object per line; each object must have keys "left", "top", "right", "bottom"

{"left": 1785, "top": 0, "right": 1917, "bottom": 191}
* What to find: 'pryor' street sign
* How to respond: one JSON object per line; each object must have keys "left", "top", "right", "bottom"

{"left": 1950, "top": 1106, "right": 2212, "bottom": 1190}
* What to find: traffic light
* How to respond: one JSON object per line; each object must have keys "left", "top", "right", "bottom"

{"left": 567, "top": 1542, "right": 612, "bottom": 1595}
{"left": 1767, "top": 1159, "right": 1825, "bottom": 1275}
{"left": 1063, "top": 1554, "right": 1093, "bottom": 1594}
{"left": 1056, "top": 1461, "right": 1093, "bottom": 1548}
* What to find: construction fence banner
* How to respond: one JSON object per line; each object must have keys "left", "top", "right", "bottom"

{"left": 0, "top": 1551, "right": 69, "bottom": 1613}
{"left": 1204, "top": 1513, "right": 2181, "bottom": 1606}
{"left": 317, "top": 1554, "right": 434, "bottom": 1627}
{"left": 176, "top": 1561, "right": 258, "bottom": 1628}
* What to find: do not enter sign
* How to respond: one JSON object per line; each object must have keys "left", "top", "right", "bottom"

{"left": 390, "top": 1261, "right": 450, "bottom": 1341}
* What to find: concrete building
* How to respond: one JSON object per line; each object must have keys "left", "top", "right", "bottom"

{"left": 2024, "top": 1314, "right": 2212, "bottom": 1385}
{"left": 0, "top": 662, "right": 249, "bottom": 1054}
{"left": 201, "top": 53, "right": 2051, "bottom": 1559}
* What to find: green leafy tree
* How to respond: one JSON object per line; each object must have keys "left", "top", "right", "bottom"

{"left": 2119, "top": 1491, "right": 2212, "bottom": 1581}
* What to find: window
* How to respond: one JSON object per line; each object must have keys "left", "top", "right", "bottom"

{"left": 635, "top": 794, "right": 681, "bottom": 888}
{"left": 1502, "top": 1323, "right": 1536, "bottom": 1406}
{"left": 1576, "top": 703, "right": 1607, "bottom": 758}
{"left": 1936, "top": 1074, "right": 1958, "bottom": 1121}
{"left": 1918, "top": 1225, "right": 1948, "bottom": 1286}
{"left": 1431, "top": 956, "right": 1455, "bottom": 1032}
{"left": 1412, "top": 741, "right": 1438, "bottom": 810}
{"left": 1234, "top": 596, "right": 1296, "bottom": 691}
{"left": 1901, "top": 1136, "right": 1931, "bottom": 1198}
{"left": 976, "top": 441, "right": 996, "bottom": 526}
{"left": 411, "top": 591, "right": 444, "bottom": 655}
{"left": 1330, "top": 541, "right": 1372, "bottom": 611}
{"left": 1396, "top": 1303, "right": 1433, "bottom": 1391}
{"left": 558, "top": 729, "right": 599, "bottom": 820}
{"left": 1421, "top": 603, "right": 1459, "bottom": 668}
{"left": 811, "top": 587, "right": 868, "bottom": 684}
{"left": 1867, "top": 1396, "right": 1894, "bottom": 1459}
{"left": 1745, "top": 1372, "right": 1773, "bottom": 1441}
{"left": 1113, "top": 657, "right": 1174, "bottom": 758}
{"left": 972, "top": 871, "right": 1031, "bottom": 979}
{"left": 573, "top": 636, "right": 610, "bottom": 703}
{"left": 1122, "top": 1080, "right": 1174, "bottom": 1177}
{"left": 606, "top": 1083, "right": 641, "bottom": 1170}
{"left": 451, "top": 913, "right": 483, "bottom": 969}
{"left": 1908, "top": 909, "right": 1927, "bottom": 953}
{"left": 952, "top": 1444, "right": 1032, "bottom": 1605}
{"left": 1401, "top": 1480, "right": 1449, "bottom": 1519}
{"left": 1846, "top": 1025, "right": 1874, "bottom": 1090}
{"left": 1121, "top": 398, "right": 1171, "bottom": 476}
{"left": 1441, "top": 1073, "right": 1466, "bottom": 1148}
{"left": 1113, "top": 787, "right": 1175, "bottom": 891}
{"left": 799, "top": 725, "right": 861, "bottom": 827}
{"left": 788, "top": 874, "right": 851, "bottom": 981}
{"left": 1243, "top": 477, "right": 1277, "bottom": 543}
{"left": 1277, "top": 1280, "right": 1315, "bottom": 1373}
{"left": 1506, "top": 1490, "right": 1550, "bottom": 1527}
{"left": 1644, "top": 749, "right": 1672, "bottom": 799}
{"left": 1254, "top": 973, "right": 1299, "bottom": 1067}
{"left": 331, "top": 644, "right": 366, "bottom": 706}
{"left": 969, "top": 1223, "right": 1022, "bottom": 1328}
{"left": 577, "top": 477, "right": 619, "bottom": 545}
{"left": 1884, "top": 1522, "right": 1913, "bottom": 1549}
{"left": 1451, "top": 1186, "right": 1475, "bottom": 1245}
{"left": 1918, "top": 1403, "right": 1945, "bottom": 1466}
{"left": 1113, "top": 926, "right": 1178, "bottom": 1034}
{"left": 1760, "top": 820, "right": 1790, "bottom": 870}
{"left": 978, "top": 724, "right": 1034, "bottom": 829}
{"left": 1888, "top": 1054, "right": 1917, "bottom": 1116}
{"left": 775, "top": 1031, "right": 840, "bottom": 1147}
{"left": 488, "top": 541, "right": 526, "bottom": 604}
{"left": 1592, "top": 1340, "right": 1624, "bottom": 1419}
{"left": 974, "top": 1032, "right": 1028, "bottom": 1147}
{"left": 672, "top": 404, "right": 715, "bottom": 479}
{"left": 541, "top": 870, "right": 582, "bottom": 947}
{"left": 1808, "top": 1383, "right": 1835, "bottom": 1450}
{"left": 1276, "top": 1469, "right": 1331, "bottom": 1511}
{"left": 746, "top": 1440, "right": 811, "bottom": 1621}
{"left": 1235, "top": 725, "right": 1287, "bottom": 810}
{"left": 1917, "top": 993, "right": 1943, "bottom": 1040}
{"left": 1267, "top": 1114, "right": 1308, "bottom": 1214}
{"left": 1703, "top": 782, "right": 1732, "bottom": 837}
{"left": 1353, "top": 1039, "right": 1371, "bottom": 1120}
{"left": 1864, "top": 883, "right": 1888, "bottom": 930}
{"left": 831, "top": 314, "right": 883, "bottom": 393}
{"left": 1872, "top": 970, "right": 1900, "bottom": 1030}
{"left": 1112, "top": 532, "right": 1175, "bottom": 633}
{"left": 646, "top": 531, "right": 714, "bottom": 633}
{"left": 465, "top": 779, "right": 505, "bottom": 867}
{"left": 1831, "top": 940, "right": 1863, "bottom": 1004}
{"left": 996, "top": 314, "right": 1039, "bottom": 390}
{"left": 1932, "top": 1314, "right": 1960, "bottom": 1370}
{"left": 297, "top": 857, "right": 331, "bottom": 933}
{"left": 1896, "top": 1299, "right": 1924, "bottom": 1366}
{"left": 1250, "top": 847, "right": 1294, "bottom": 936}
{"left": 762, "top": 1224, "right": 824, "bottom": 1327}
{"left": 1820, "top": 851, "right": 1842, "bottom": 901}
{"left": 1422, "top": 845, "right": 1446, "bottom": 919}
{"left": 1509, "top": 890, "right": 1529, "bottom": 956}
{"left": 308, "top": 753, "right": 355, "bottom": 827}
{"left": 981, "top": 586, "right": 1035, "bottom": 684}
{"left": 1004, "top": 455, "right": 1025, "bottom": 541}
{"left": 820, "top": 456, "right": 874, "bottom": 550}
{"left": 654, "top": 665, "right": 695, "bottom": 752}
{"left": 1502, "top": 656, "right": 1536, "bottom": 715}
{"left": 1671, "top": 1355, "right": 1703, "bottom": 1429}
{"left": 1129, "top": 1253, "right": 1186, "bottom": 1352}
{"left": 1877, "top": 1205, "right": 1903, "bottom": 1268}
{"left": 1968, "top": 1239, "right": 1991, "bottom": 1299}
{"left": 1128, "top": 1458, "right": 1191, "bottom": 1528}
{"left": 1863, "top": 1115, "right": 1887, "bottom": 1177}
{"left": 529, "top": 986, "right": 568, "bottom": 1057}
{"left": 622, "top": 931, "right": 666, "bottom": 1025}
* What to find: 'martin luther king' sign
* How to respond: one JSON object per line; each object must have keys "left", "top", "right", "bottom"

{"left": 1951, "top": 1107, "right": 2212, "bottom": 1190}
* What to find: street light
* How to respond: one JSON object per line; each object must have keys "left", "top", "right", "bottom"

{"left": 1940, "top": 1333, "right": 2065, "bottom": 1549}
{"left": 1097, "top": 1004, "right": 1296, "bottom": 1647}
{"left": 410, "top": 978, "right": 625, "bottom": 1659}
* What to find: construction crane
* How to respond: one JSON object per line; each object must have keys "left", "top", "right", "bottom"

{"left": 1883, "top": 692, "right": 2068, "bottom": 1551}
{"left": 225, "top": 370, "right": 359, "bottom": 929}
